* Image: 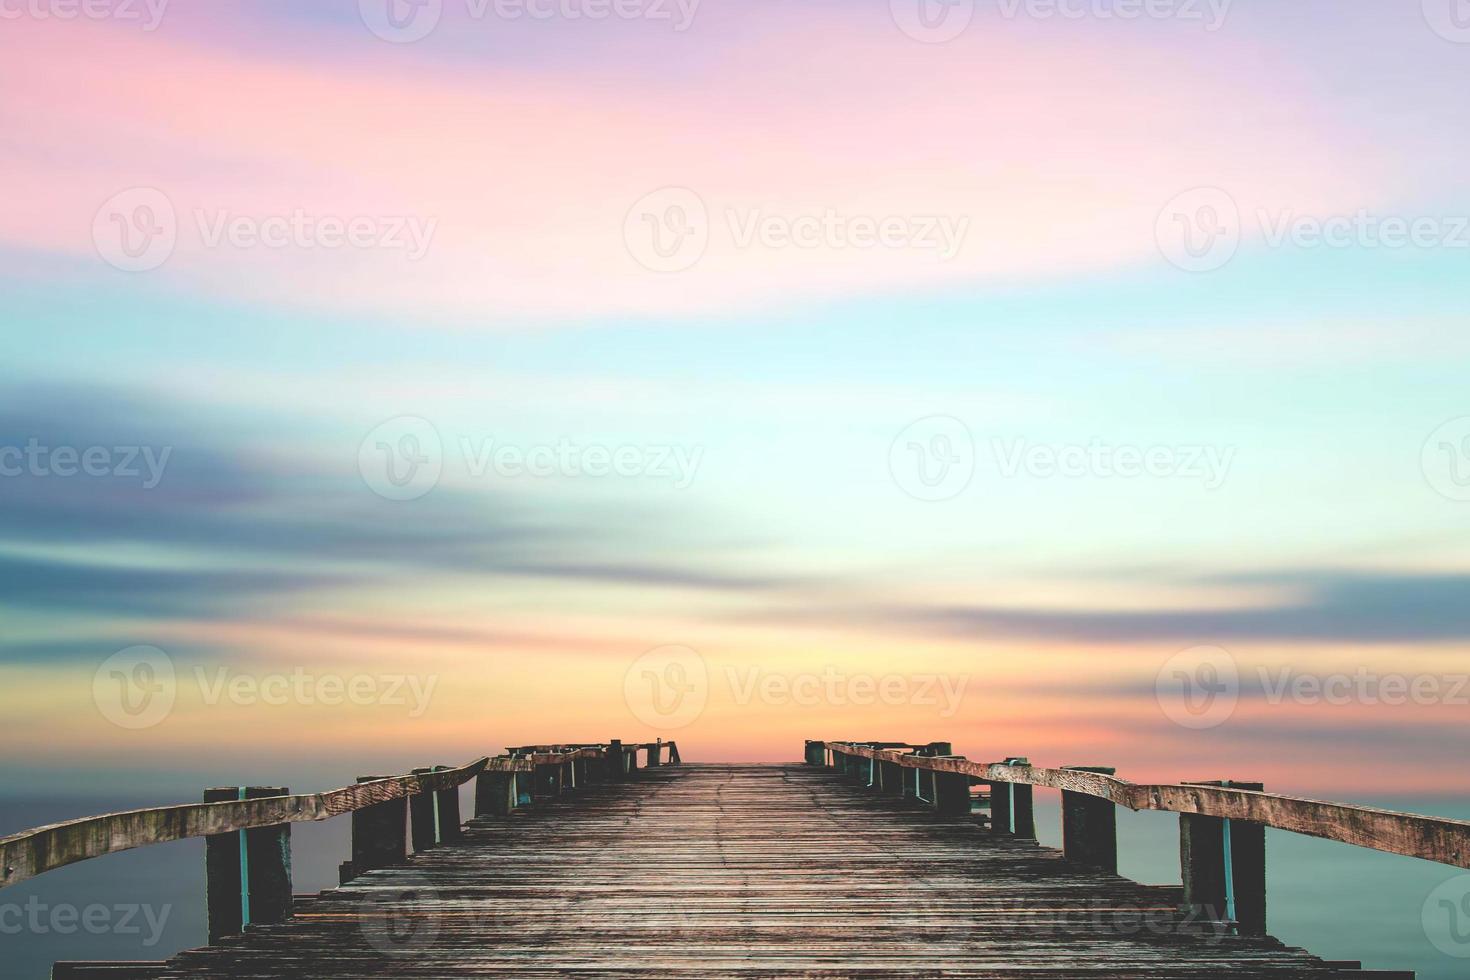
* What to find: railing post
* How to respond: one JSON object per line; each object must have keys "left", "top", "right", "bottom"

{"left": 433, "top": 766, "right": 462, "bottom": 844}
{"left": 1061, "top": 766, "right": 1118, "bottom": 873}
{"left": 989, "top": 759, "right": 1036, "bottom": 839}
{"left": 881, "top": 759, "right": 904, "bottom": 797}
{"left": 668, "top": 741, "right": 681, "bottom": 765}
{"left": 990, "top": 774, "right": 1011, "bottom": 833}
{"left": 410, "top": 768, "right": 440, "bottom": 853}
{"left": 532, "top": 762, "right": 562, "bottom": 800}
{"left": 606, "top": 740, "right": 625, "bottom": 781}
{"left": 475, "top": 770, "right": 517, "bottom": 817}
{"left": 203, "top": 786, "right": 291, "bottom": 944}
{"left": 649, "top": 740, "right": 663, "bottom": 767}
{"left": 932, "top": 765, "right": 972, "bottom": 817}
{"left": 342, "top": 776, "right": 407, "bottom": 884}
{"left": 1181, "top": 780, "right": 1267, "bottom": 936}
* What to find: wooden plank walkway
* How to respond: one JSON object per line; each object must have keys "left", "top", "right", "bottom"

{"left": 155, "top": 764, "right": 1361, "bottom": 978}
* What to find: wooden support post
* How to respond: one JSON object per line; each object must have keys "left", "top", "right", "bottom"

{"left": 804, "top": 740, "right": 821, "bottom": 765}
{"left": 531, "top": 763, "right": 562, "bottom": 801}
{"left": 649, "top": 741, "right": 663, "bottom": 767}
{"left": 514, "top": 771, "right": 532, "bottom": 806}
{"left": 433, "top": 766, "right": 462, "bottom": 844}
{"left": 343, "top": 776, "right": 407, "bottom": 884}
{"left": 881, "top": 760, "right": 904, "bottom": 796}
{"left": 990, "top": 779, "right": 1012, "bottom": 833}
{"left": 668, "top": 741, "right": 681, "bottom": 765}
{"left": 475, "top": 771, "right": 516, "bottom": 817}
{"left": 1013, "top": 783, "right": 1036, "bottom": 840}
{"left": 1181, "top": 780, "right": 1267, "bottom": 936}
{"left": 933, "top": 771, "right": 972, "bottom": 816}
{"left": 203, "top": 786, "right": 292, "bottom": 944}
{"left": 409, "top": 768, "right": 439, "bottom": 853}
{"left": 607, "top": 740, "right": 625, "bottom": 781}
{"left": 1062, "top": 766, "right": 1118, "bottom": 873}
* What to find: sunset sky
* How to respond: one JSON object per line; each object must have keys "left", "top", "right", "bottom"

{"left": 2, "top": 0, "right": 1468, "bottom": 800}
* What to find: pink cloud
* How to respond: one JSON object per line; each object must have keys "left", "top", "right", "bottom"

{"left": 1, "top": 12, "right": 1397, "bottom": 320}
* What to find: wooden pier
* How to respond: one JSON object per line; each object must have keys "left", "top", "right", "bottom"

{"left": 7, "top": 738, "right": 1456, "bottom": 977}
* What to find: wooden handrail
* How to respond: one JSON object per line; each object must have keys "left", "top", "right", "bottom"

{"left": 818, "top": 740, "right": 1470, "bottom": 869}
{"left": 0, "top": 757, "right": 489, "bottom": 890}
{"left": 0, "top": 738, "right": 678, "bottom": 892}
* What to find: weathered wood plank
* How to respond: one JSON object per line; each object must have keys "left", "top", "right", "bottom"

{"left": 145, "top": 765, "right": 1372, "bottom": 979}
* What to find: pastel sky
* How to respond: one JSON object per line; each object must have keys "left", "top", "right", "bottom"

{"left": 2, "top": 0, "right": 1468, "bottom": 799}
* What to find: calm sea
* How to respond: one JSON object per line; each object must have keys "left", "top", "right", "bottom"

{"left": 3, "top": 789, "right": 1467, "bottom": 979}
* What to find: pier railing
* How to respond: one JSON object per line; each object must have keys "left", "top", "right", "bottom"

{"left": 1, "top": 738, "right": 677, "bottom": 943}
{"left": 809, "top": 738, "right": 1470, "bottom": 938}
